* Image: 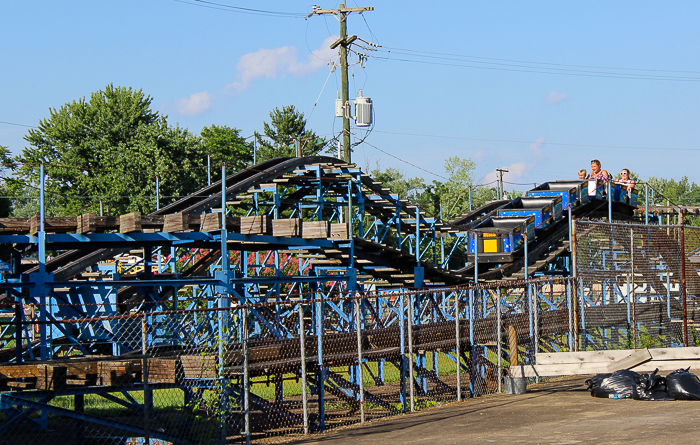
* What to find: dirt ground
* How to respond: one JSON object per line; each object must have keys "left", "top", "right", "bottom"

{"left": 286, "top": 375, "right": 700, "bottom": 445}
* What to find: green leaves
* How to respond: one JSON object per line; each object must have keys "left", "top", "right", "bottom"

{"left": 14, "top": 84, "right": 204, "bottom": 216}
{"left": 254, "top": 105, "right": 323, "bottom": 160}
{"left": 200, "top": 125, "right": 253, "bottom": 171}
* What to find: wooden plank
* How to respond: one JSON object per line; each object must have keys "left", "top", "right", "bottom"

{"left": 29, "top": 214, "right": 40, "bottom": 236}
{"left": 0, "top": 365, "right": 39, "bottom": 379}
{"left": 537, "top": 347, "right": 700, "bottom": 366}
{"left": 0, "top": 218, "right": 31, "bottom": 233}
{"left": 200, "top": 213, "right": 222, "bottom": 232}
{"left": 649, "top": 346, "right": 700, "bottom": 361}
{"left": 272, "top": 218, "right": 301, "bottom": 237}
{"left": 511, "top": 359, "right": 700, "bottom": 378}
{"left": 120, "top": 212, "right": 142, "bottom": 233}
{"left": 302, "top": 221, "right": 329, "bottom": 239}
{"left": 77, "top": 213, "right": 96, "bottom": 234}
{"left": 605, "top": 349, "right": 652, "bottom": 372}
{"left": 163, "top": 213, "right": 189, "bottom": 233}
{"left": 240, "top": 215, "right": 270, "bottom": 235}
{"left": 536, "top": 349, "right": 633, "bottom": 365}
{"left": 330, "top": 223, "right": 349, "bottom": 240}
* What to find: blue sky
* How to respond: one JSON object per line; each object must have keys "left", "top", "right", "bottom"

{"left": 2, "top": 1, "right": 699, "bottom": 191}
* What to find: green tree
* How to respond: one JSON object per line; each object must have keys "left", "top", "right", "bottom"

{"left": 254, "top": 105, "right": 323, "bottom": 160}
{"left": 370, "top": 167, "right": 426, "bottom": 203}
{"left": 200, "top": 125, "right": 253, "bottom": 171}
{"left": 13, "top": 85, "right": 204, "bottom": 216}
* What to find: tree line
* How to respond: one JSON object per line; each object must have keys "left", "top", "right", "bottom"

{"left": 1, "top": 84, "right": 698, "bottom": 225}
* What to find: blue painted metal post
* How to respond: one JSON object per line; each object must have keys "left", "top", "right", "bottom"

{"left": 218, "top": 163, "right": 229, "bottom": 444}
{"left": 155, "top": 175, "right": 160, "bottom": 210}
{"left": 473, "top": 232, "right": 479, "bottom": 284}
{"left": 468, "top": 288, "right": 475, "bottom": 397}
{"left": 38, "top": 163, "right": 48, "bottom": 360}
{"left": 608, "top": 181, "right": 612, "bottom": 223}
{"left": 645, "top": 183, "right": 649, "bottom": 225}
{"left": 316, "top": 290, "right": 325, "bottom": 430}
{"left": 455, "top": 291, "right": 461, "bottom": 401}
{"left": 407, "top": 293, "right": 415, "bottom": 412}
{"left": 415, "top": 205, "right": 420, "bottom": 265}
{"left": 399, "top": 294, "right": 406, "bottom": 412}
{"left": 497, "top": 288, "right": 502, "bottom": 393}
{"left": 207, "top": 154, "right": 211, "bottom": 186}
{"left": 524, "top": 233, "right": 529, "bottom": 280}
{"left": 440, "top": 203, "right": 445, "bottom": 268}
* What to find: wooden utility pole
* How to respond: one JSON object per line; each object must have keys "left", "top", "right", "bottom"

{"left": 496, "top": 168, "right": 509, "bottom": 199}
{"left": 309, "top": 4, "right": 373, "bottom": 163}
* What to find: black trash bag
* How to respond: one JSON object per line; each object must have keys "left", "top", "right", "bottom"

{"left": 666, "top": 367, "right": 700, "bottom": 400}
{"left": 586, "top": 369, "right": 642, "bottom": 399}
{"left": 637, "top": 369, "right": 673, "bottom": 401}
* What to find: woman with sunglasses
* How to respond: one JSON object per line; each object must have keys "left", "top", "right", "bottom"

{"left": 615, "top": 169, "right": 636, "bottom": 191}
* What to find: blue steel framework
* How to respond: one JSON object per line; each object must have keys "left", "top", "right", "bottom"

{"left": 0, "top": 158, "right": 683, "bottom": 442}
{"left": 0, "top": 277, "right": 575, "bottom": 443}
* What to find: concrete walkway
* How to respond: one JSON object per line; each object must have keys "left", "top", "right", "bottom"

{"left": 287, "top": 376, "right": 700, "bottom": 444}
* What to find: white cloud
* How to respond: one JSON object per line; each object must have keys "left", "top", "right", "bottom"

{"left": 176, "top": 91, "right": 212, "bottom": 115}
{"left": 473, "top": 149, "right": 486, "bottom": 161}
{"left": 228, "top": 36, "right": 339, "bottom": 92}
{"left": 529, "top": 137, "right": 545, "bottom": 157}
{"left": 546, "top": 91, "right": 569, "bottom": 104}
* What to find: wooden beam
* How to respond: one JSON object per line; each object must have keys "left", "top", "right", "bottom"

{"left": 605, "top": 349, "right": 652, "bottom": 372}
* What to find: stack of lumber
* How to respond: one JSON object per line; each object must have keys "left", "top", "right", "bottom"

{"left": 240, "top": 215, "right": 271, "bottom": 235}
{"left": 272, "top": 218, "right": 301, "bottom": 237}
{"left": 302, "top": 221, "right": 329, "bottom": 239}
{"left": 510, "top": 347, "right": 700, "bottom": 378}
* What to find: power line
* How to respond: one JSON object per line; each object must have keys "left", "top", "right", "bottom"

{"left": 170, "top": 0, "right": 306, "bottom": 17}
{"left": 363, "top": 142, "right": 447, "bottom": 180}
{"left": 373, "top": 130, "right": 700, "bottom": 152}
{"left": 380, "top": 45, "right": 700, "bottom": 76}
{"left": 0, "top": 120, "right": 35, "bottom": 128}
{"left": 368, "top": 51, "right": 700, "bottom": 82}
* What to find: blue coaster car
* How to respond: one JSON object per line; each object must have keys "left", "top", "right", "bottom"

{"left": 586, "top": 179, "right": 606, "bottom": 200}
{"left": 612, "top": 184, "right": 639, "bottom": 206}
{"left": 526, "top": 180, "right": 587, "bottom": 210}
{"left": 468, "top": 215, "right": 535, "bottom": 263}
{"left": 497, "top": 196, "right": 562, "bottom": 229}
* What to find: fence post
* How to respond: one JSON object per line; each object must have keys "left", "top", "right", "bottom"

{"left": 455, "top": 291, "right": 461, "bottom": 402}
{"left": 142, "top": 316, "right": 150, "bottom": 444}
{"left": 608, "top": 180, "right": 612, "bottom": 224}
{"left": 631, "top": 229, "right": 636, "bottom": 349}
{"left": 298, "top": 303, "right": 308, "bottom": 434}
{"left": 645, "top": 182, "right": 649, "bottom": 225}
{"left": 243, "top": 307, "right": 251, "bottom": 444}
{"left": 468, "top": 288, "right": 475, "bottom": 397}
{"left": 680, "top": 209, "right": 688, "bottom": 346}
{"left": 571, "top": 218, "right": 579, "bottom": 351}
{"left": 399, "top": 293, "right": 406, "bottom": 412}
{"left": 533, "top": 282, "right": 539, "bottom": 383}
{"left": 497, "top": 288, "right": 502, "bottom": 393}
{"left": 567, "top": 279, "right": 573, "bottom": 351}
{"left": 408, "top": 293, "right": 415, "bottom": 412}
{"left": 315, "top": 293, "right": 325, "bottom": 431}
{"left": 354, "top": 297, "right": 365, "bottom": 423}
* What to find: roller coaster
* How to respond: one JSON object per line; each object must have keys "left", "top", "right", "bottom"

{"left": 0, "top": 156, "right": 653, "bottom": 442}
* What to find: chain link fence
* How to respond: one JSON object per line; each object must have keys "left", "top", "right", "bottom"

{"left": 2, "top": 255, "right": 688, "bottom": 444}
{"left": 574, "top": 220, "right": 700, "bottom": 351}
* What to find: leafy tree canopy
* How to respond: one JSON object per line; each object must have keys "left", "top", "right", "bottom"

{"left": 13, "top": 84, "right": 205, "bottom": 216}
{"left": 200, "top": 124, "right": 253, "bottom": 171}
{"left": 254, "top": 105, "right": 324, "bottom": 161}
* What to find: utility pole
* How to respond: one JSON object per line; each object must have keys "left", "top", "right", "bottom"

{"left": 496, "top": 168, "right": 509, "bottom": 200}
{"left": 309, "top": 4, "right": 373, "bottom": 163}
